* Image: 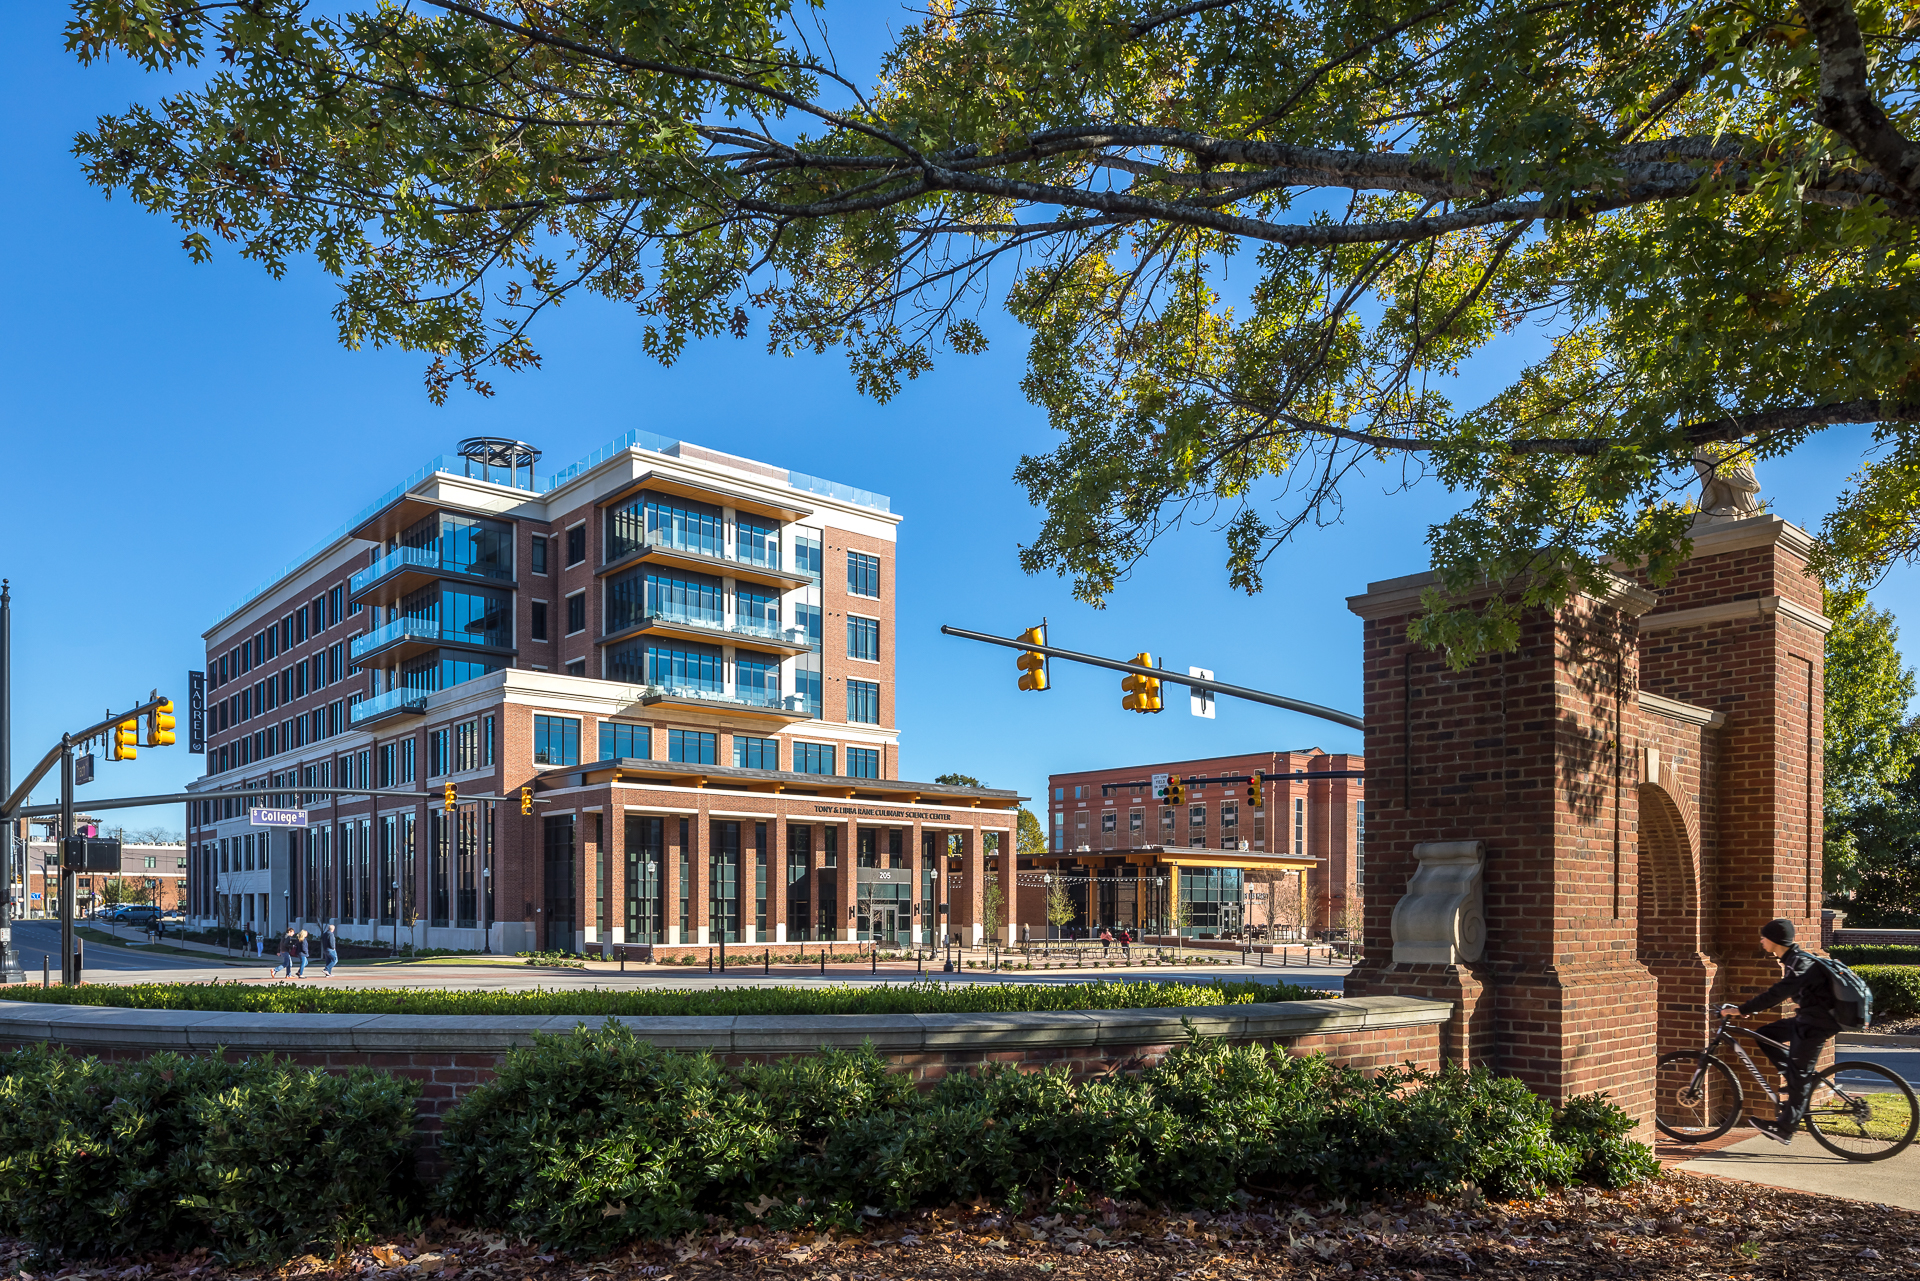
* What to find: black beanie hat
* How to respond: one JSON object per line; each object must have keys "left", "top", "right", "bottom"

{"left": 1760, "top": 918, "right": 1795, "bottom": 946}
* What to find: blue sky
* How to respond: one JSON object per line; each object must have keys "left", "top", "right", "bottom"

{"left": 4, "top": 3, "right": 1915, "bottom": 836}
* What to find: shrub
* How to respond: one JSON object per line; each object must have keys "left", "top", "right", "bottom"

{"left": 1858, "top": 965, "right": 1920, "bottom": 1021}
{"left": 436, "top": 1027, "right": 1658, "bottom": 1252}
{"left": 1830, "top": 945, "right": 1920, "bottom": 967}
{"left": 0, "top": 1045, "right": 418, "bottom": 1261}
{"left": 0, "top": 978, "right": 1328, "bottom": 1018}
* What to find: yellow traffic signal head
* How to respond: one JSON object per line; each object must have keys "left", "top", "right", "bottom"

{"left": 1015, "top": 625, "right": 1049, "bottom": 691}
{"left": 444, "top": 782, "right": 457, "bottom": 812}
{"left": 110, "top": 719, "right": 138, "bottom": 761}
{"left": 520, "top": 785, "right": 533, "bottom": 816}
{"left": 1248, "top": 770, "right": 1264, "bottom": 808}
{"left": 145, "top": 700, "right": 177, "bottom": 747}
{"left": 1122, "top": 653, "right": 1161, "bottom": 712}
{"left": 1167, "top": 774, "right": 1184, "bottom": 804}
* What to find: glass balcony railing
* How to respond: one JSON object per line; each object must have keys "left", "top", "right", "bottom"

{"left": 640, "top": 683, "right": 812, "bottom": 713}
{"left": 608, "top": 602, "right": 813, "bottom": 649}
{"left": 349, "top": 687, "right": 429, "bottom": 725}
{"left": 350, "top": 616, "right": 511, "bottom": 661}
{"left": 610, "top": 528, "right": 802, "bottom": 577}
{"left": 350, "top": 543, "right": 512, "bottom": 595}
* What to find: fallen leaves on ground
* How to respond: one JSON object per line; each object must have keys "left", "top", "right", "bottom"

{"left": 0, "top": 1173, "right": 1914, "bottom": 1281}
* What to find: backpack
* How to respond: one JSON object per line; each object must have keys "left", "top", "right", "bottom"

{"left": 1812, "top": 953, "right": 1874, "bottom": 1031}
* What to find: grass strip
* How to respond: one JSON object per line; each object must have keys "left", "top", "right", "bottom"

{"left": 0, "top": 977, "right": 1331, "bottom": 1017}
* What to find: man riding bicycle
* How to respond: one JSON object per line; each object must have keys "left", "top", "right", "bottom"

{"left": 1719, "top": 917, "right": 1838, "bottom": 1143}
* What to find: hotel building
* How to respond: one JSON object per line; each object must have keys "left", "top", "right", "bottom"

{"left": 1028, "top": 750, "right": 1363, "bottom": 938}
{"left": 184, "top": 432, "right": 1022, "bottom": 954}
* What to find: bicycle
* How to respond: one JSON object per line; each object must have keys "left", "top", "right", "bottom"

{"left": 1654, "top": 1013, "right": 1918, "bottom": 1161}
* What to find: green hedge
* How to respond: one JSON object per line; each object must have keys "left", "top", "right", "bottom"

{"left": 0, "top": 1045, "right": 417, "bottom": 1260}
{"left": 1859, "top": 965, "right": 1920, "bottom": 1022}
{"left": 0, "top": 978, "right": 1326, "bottom": 1017}
{"left": 436, "top": 1025, "right": 1656, "bottom": 1252}
{"left": 1832, "top": 944, "right": 1920, "bottom": 967}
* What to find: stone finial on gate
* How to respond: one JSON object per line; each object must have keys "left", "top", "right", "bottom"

{"left": 1390, "top": 841, "right": 1487, "bottom": 965}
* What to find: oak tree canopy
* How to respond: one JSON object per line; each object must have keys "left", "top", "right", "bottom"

{"left": 67, "top": 0, "right": 1920, "bottom": 655}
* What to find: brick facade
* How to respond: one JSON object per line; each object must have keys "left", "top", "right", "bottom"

{"left": 1343, "top": 515, "right": 1829, "bottom": 1125}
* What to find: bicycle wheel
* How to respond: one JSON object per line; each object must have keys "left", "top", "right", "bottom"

{"left": 1805, "top": 1061, "right": 1919, "bottom": 1160}
{"left": 1655, "top": 1051, "right": 1743, "bottom": 1142}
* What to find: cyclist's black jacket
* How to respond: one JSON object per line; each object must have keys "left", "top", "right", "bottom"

{"left": 1736, "top": 944, "right": 1841, "bottom": 1032}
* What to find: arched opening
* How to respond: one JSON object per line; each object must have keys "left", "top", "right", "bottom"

{"left": 1637, "top": 779, "right": 1717, "bottom": 1058}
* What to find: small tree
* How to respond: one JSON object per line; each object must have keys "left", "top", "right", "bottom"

{"left": 982, "top": 879, "right": 1005, "bottom": 952}
{"left": 1044, "top": 875, "right": 1075, "bottom": 943}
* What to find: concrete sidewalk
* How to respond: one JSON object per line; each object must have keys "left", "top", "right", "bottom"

{"left": 1677, "top": 1129, "right": 1920, "bottom": 1210}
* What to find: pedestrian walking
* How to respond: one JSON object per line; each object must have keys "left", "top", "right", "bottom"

{"left": 1120, "top": 927, "right": 1132, "bottom": 961}
{"left": 255, "top": 928, "right": 265, "bottom": 959}
{"left": 322, "top": 923, "right": 339, "bottom": 978}
{"left": 269, "top": 929, "right": 295, "bottom": 979}
{"left": 293, "top": 929, "right": 310, "bottom": 979}
{"left": 1099, "top": 927, "right": 1113, "bottom": 957}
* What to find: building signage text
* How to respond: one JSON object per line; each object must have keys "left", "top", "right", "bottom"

{"left": 249, "top": 807, "right": 309, "bottom": 829}
{"left": 811, "top": 805, "right": 954, "bottom": 821}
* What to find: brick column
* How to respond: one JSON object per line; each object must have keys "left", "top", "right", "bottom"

{"left": 579, "top": 810, "right": 599, "bottom": 949}
{"left": 606, "top": 805, "right": 626, "bottom": 947}
{"left": 691, "top": 808, "right": 710, "bottom": 947}
{"left": 994, "top": 827, "right": 1017, "bottom": 947}
{"left": 662, "top": 818, "right": 682, "bottom": 946}
{"left": 769, "top": 816, "right": 788, "bottom": 944}
{"left": 1345, "top": 575, "right": 1659, "bottom": 1120}
{"left": 959, "top": 830, "right": 984, "bottom": 947}
{"left": 834, "top": 821, "right": 854, "bottom": 942}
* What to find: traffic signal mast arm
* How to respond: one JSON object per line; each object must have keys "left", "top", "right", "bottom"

{"left": 1103, "top": 769, "right": 1368, "bottom": 794}
{"left": 0, "top": 693, "right": 173, "bottom": 821}
{"left": 11, "top": 784, "right": 550, "bottom": 819}
{"left": 940, "top": 625, "right": 1363, "bottom": 730}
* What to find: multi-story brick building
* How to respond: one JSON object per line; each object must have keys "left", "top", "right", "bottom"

{"left": 184, "top": 432, "right": 1022, "bottom": 954}
{"left": 1030, "top": 750, "right": 1363, "bottom": 938}
{"left": 18, "top": 839, "right": 189, "bottom": 918}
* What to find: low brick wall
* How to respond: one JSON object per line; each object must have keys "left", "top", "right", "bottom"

{"left": 0, "top": 995, "right": 1448, "bottom": 1168}
{"left": 1833, "top": 928, "right": 1920, "bottom": 947}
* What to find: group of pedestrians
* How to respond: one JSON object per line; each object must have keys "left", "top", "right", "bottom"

{"left": 265, "top": 923, "right": 340, "bottom": 980}
{"left": 1097, "top": 926, "right": 1134, "bottom": 959}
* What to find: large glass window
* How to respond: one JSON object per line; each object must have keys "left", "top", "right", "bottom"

{"left": 401, "top": 512, "right": 513, "bottom": 580}
{"left": 668, "top": 729, "right": 717, "bottom": 764}
{"left": 847, "top": 551, "right": 881, "bottom": 598}
{"left": 793, "top": 532, "right": 822, "bottom": 578}
{"left": 794, "top": 601, "right": 822, "bottom": 644}
{"left": 607, "top": 638, "right": 724, "bottom": 691}
{"left": 848, "top": 616, "right": 880, "bottom": 662}
{"left": 794, "top": 741, "right": 836, "bottom": 774}
{"left": 607, "top": 493, "right": 724, "bottom": 562}
{"left": 533, "top": 715, "right": 580, "bottom": 766}
{"left": 600, "top": 722, "right": 650, "bottom": 760}
{"left": 400, "top": 650, "right": 503, "bottom": 693}
{"left": 735, "top": 735, "right": 778, "bottom": 769}
{"left": 1177, "top": 867, "right": 1243, "bottom": 936}
{"left": 736, "top": 653, "right": 781, "bottom": 706}
{"left": 847, "top": 679, "right": 880, "bottom": 724}
{"left": 847, "top": 747, "right": 879, "bottom": 779}
{"left": 737, "top": 587, "right": 779, "bottom": 637}
{"left": 607, "top": 566, "right": 723, "bottom": 634}
{"left": 736, "top": 516, "right": 779, "bottom": 568}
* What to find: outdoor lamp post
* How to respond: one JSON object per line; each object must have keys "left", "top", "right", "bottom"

{"left": 391, "top": 881, "right": 400, "bottom": 954}
{"left": 939, "top": 901, "right": 952, "bottom": 972}
{"left": 280, "top": 889, "right": 289, "bottom": 934}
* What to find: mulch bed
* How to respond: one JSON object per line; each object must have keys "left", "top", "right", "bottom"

{"left": 1, "top": 1173, "right": 1914, "bottom": 1281}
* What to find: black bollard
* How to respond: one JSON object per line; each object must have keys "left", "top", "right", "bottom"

{"left": 871, "top": 947, "right": 877, "bottom": 972}
{"left": 708, "top": 949, "right": 714, "bottom": 972}
{"left": 819, "top": 949, "right": 826, "bottom": 976}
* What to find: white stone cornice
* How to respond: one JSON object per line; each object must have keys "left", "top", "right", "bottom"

{"left": 1638, "top": 690, "right": 1728, "bottom": 729}
{"left": 1638, "top": 595, "right": 1832, "bottom": 636}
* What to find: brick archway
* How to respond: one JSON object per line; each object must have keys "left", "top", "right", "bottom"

{"left": 1636, "top": 775, "right": 1717, "bottom": 1057}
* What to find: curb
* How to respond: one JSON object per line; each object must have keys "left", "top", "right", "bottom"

{"left": 1839, "top": 1032, "right": 1920, "bottom": 1048}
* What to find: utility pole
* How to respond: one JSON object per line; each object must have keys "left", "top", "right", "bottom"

{"left": 0, "top": 581, "right": 20, "bottom": 984}
{"left": 59, "top": 735, "right": 74, "bottom": 984}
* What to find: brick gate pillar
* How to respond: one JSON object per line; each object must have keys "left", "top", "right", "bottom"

{"left": 1634, "top": 515, "right": 1828, "bottom": 1026}
{"left": 1345, "top": 574, "right": 1660, "bottom": 1119}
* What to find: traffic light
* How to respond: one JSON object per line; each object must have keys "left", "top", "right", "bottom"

{"left": 520, "top": 786, "right": 533, "bottom": 816}
{"left": 1164, "top": 774, "right": 1185, "bottom": 805}
{"left": 1015, "top": 625, "right": 1049, "bottom": 692}
{"left": 108, "top": 719, "right": 138, "bottom": 762}
{"left": 1121, "top": 653, "right": 1161, "bottom": 713}
{"left": 1247, "top": 770, "right": 1264, "bottom": 809}
{"left": 444, "top": 783, "right": 457, "bottom": 812}
{"left": 145, "top": 700, "right": 177, "bottom": 748}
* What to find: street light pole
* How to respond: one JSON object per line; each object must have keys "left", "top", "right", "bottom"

{"left": 59, "top": 735, "right": 74, "bottom": 985}
{"left": 0, "top": 580, "right": 20, "bottom": 984}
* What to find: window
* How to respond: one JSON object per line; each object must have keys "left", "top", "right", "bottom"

{"left": 530, "top": 535, "right": 548, "bottom": 575}
{"left": 1355, "top": 800, "right": 1365, "bottom": 888}
{"left": 794, "top": 741, "right": 836, "bottom": 775}
{"left": 847, "top": 616, "right": 880, "bottom": 662}
{"left": 563, "top": 659, "right": 584, "bottom": 677}
{"left": 846, "top": 551, "right": 881, "bottom": 598}
{"left": 606, "top": 638, "right": 722, "bottom": 691}
{"left": 793, "top": 532, "right": 822, "bottom": 577}
{"left": 1189, "top": 804, "right": 1207, "bottom": 828}
{"left": 531, "top": 601, "right": 547, "bottom": 641}
{"left": 483, "top": 715, "right": 495, "bottom": 766}
{"left": 1222, "top": 802, "right": 1239, "bottom": 828}
{"left": 534, "top": 715, "right": 581, "bottom": 766}
{"left": 1129, "top": 809, "right": 1143, "bottom": 832}
{"left": 734, "top": 735, "right": 778, "bottom": 769}
{"left": 454, "top": 719, "right": 480, "bottom": 772}
{"left": 426, "top": 727, "right": 449, "bottom": 777}
{"left": 143, "top": 856, "right": 157, "bottom": 869}
{"left": 600, "top": 722, "right": 650, "bottom": 760}
{"left": 328, "top": 586, "right": 343, "bottom": 626}
{"left": 847, "top": 679, "right": 880, "bottom": 724}
{"left": 794, "top": 601, "right": 823, "bottom": 644}
{"left": 1100, "top": 812, "right": 1116, "bottom": 832}
{"left": 668, "top": 729, "right": 717, "bottom": 764}
{"left": 1294, "top": 797, "right": 1306, "bottom": 855}
{"left": 565, "top": 524, "right": 586, "bottom": 566}
{"left": 566, "top": 591, "right": 586, "bottom": 635}
{"left": 1074, "top": 785, "right": 1085, "bottom": 798}
{"left": 1054, "top": 787, "right": 1064, "bottom": 800}
{"left": 847, "top": 746, "right": 879, "bottom": 779}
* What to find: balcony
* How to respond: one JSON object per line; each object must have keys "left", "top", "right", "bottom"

{"left": 635, "top": 683, "right": 815, "bottom": 722}
{"left": 349, "top": 686, "right": 430, "bottom": 727}
{"left": 600, "top": 603, "right": 816, "bottom": 655}
{"left": 350, "top": 616, "right": 513, "bottom": 665}
{"left": 599, "top": 528, "right": 812, "bottom": 591}
{"left": 349, "top": 544, "right": 513, "bottom": 608}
